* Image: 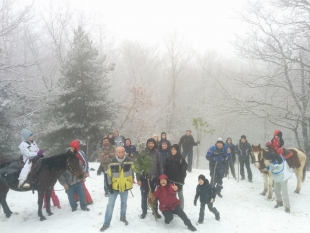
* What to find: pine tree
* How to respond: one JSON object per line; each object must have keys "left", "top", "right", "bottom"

{"left": 41, "top": 26, "right": 114, "bottom": 159}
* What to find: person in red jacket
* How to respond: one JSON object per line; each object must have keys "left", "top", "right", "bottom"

{"left": 69, "top": 140, "right": 93, "bottom": 205}
{"left": 271, "top": 130, "right": 284, "bottom": 155}
{"left": 152, "top": 174, "right": 197, "bottom": 232}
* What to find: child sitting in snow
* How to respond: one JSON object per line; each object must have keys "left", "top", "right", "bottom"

{"left": 194, "top": 174, "right": 220, "bottom": 224}
{"left": 152, "top": 174, "right": 197, "bottom": 232}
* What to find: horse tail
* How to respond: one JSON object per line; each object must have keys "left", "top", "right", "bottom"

{"left": 302, "top": 156, "right": 307, "bottom": 182}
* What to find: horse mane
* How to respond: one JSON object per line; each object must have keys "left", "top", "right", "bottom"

{"left": 40, "top": 151, "right": 71, "bottom": 169}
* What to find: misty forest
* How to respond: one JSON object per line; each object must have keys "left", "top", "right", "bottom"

{"left": 0, "top": 0, "right": 310, "bottom": 170}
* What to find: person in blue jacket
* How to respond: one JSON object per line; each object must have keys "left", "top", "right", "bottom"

{"left": 206, "top": 138, "right": 230, "bottom": 198}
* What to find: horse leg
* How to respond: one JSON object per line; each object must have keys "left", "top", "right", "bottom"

{"left": 267, "top": 174, "right": 273, "bottom": 199}
{"left": 261, "top": 174, "right": 267, "bottom": 196}
{"left": 37, "top": 190, "right": 46, "bottom": 221}
{"left": 294, "top": 168, "right": 301, "bottom": 194}
{"left": 45, "top": 189, "right": 53, "bottom": 216}
{"left": 0, "top": 185, "right": 13, "bottom": 218}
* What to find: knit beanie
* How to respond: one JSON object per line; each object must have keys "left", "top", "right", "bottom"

{"left": 241, "top": 135, "right": 246, "bottom": 140}
{"left": 21, "top": 129, "right": 33, "bottom": 141}
{"left": 198, "top": 174, "right": 206, "bottom": 181}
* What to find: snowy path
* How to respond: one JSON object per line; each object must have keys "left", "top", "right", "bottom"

{"left": 2, "top": 162, "right": 310, "bottom": 233}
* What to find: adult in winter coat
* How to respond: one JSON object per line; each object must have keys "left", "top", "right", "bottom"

{"left": 107, "top": 133, "right": 115, "bottom": 146}
{"left": 124, "top": 138, "right": 138, "bottom": 158}
{"left": 153, "top": 134, "right": 160, "bottom": 150}
{"left": 271, "top": 130, "right": 285, "bottom": 155}
{"left": 235, "top": 135, "right": 253, "bottom": 182}
{"left": 152, "top": 174, "right": 197, "bottom": 232}
{"left": 206, "top": 138, "right": 230, "bottom": 197}
{"left": 160, "top": 141, "right": 170, "bottom": 167}
{"left": 179, "top": 130, "right": 200, "bottom": 172}
{"left": 69, "top": 140, "right": 93, "bottom": 205}
{"left": 164, "top": 144, "right": 187, "bottom": 209}
{"left": 158, "top": 132, "right": 171, "bottom": 151}
{"left": 98, "top": 137, "right": 116, "bottom": 197}
{"left": 265, "top": 143, "right": 292, "bottom": 213}
{"left": 224, "top": 137, "right": 236, "bottom": 178}
{"left": 114, "top": 130, "right": 126, "bottom": 147}
{"left": 58, "top": 155, "right": 89, "bottom": 212}
{"left": 100, "top": 147, "right": 134, "bottom": 232}
{"left": 194, "top": 174, "right": 220, "bottom": 224}
{"left": 136, "top": 138, "right": 163, "bottom": 219}
{"left": 18, "top": 129, "right": 44, "bottom": 188}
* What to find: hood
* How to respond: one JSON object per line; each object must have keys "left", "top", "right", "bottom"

{"left": 69, "top": 140, "right": 80, "bottom": 152}
{"left": 226, "top": 137, "right": 232, "bottom": 143}
{"left": 161, "top": 132, "right": 167, "bottom": 139}
{"left": 125, "top": 138, "right": 131, "bottom": 146}
{"left": 274, "top": 130, "right": 282, "bottom": 138}
{"left": 21, "top": 128, "right": 33, "bottom": 141}
{"left": 158, "top": 174, "right": 169, "bottom": 181}
{"left": 171, "top": 144, "right": 182, "bottom": 156}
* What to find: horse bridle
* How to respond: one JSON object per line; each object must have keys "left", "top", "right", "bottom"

{"left": 66, "top": 156, "right": 76, "bottom": 175}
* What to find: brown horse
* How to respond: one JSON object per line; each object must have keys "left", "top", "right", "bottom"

{"left": 0, "top": 150, "right": 84, "bottom": 221}
{"left": 251, "top": 145, "right": 273, "bottom": 199}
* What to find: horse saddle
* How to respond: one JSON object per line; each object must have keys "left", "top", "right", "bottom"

{"left": 282, "top": 148, "right": 293, "bottom": 160}
{"left": 0, "top": 156, "right": 24, "bottom": 184}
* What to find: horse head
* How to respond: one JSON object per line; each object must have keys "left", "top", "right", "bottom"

{"left": 66, "top": 151, "right": 85, "bottom": 179}
{"left": 252, "top": 144, "right": 263, "bottom": 168}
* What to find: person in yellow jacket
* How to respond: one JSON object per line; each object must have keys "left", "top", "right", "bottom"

{"left": 100, "top": 146, "right": 134, "bottom": 232}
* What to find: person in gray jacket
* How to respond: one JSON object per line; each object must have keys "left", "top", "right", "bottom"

{"left": 136, "top": 138, "right": 163, "bottom": 219}
{"left": 58, "top": 151, "right": 89, "bottom": 212}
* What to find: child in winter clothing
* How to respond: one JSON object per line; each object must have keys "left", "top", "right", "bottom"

{"left": 152, "top": 174, "right": 197, "bottom": 232}
{"left": 271, "top": 130, "right": 284, "bottom": 155}
{"left": 194, "top": 174, "right": 220, "bottom": 224}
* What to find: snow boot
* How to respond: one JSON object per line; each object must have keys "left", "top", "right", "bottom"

{"left": 120, "top": 219, "right": 129, "bottom": 225}
{"left": 285, "top": 208, "right": 290, "bottom": 213}
{"left": 104, "top": 193, "right": 109, "bottom": 197}
{"left": 82, "top": 207, "right": 90, "bottom": 211}
{"left": 100, "top": 225, "right": 109, "bottom": 232}
{"left": 215, "top": 211, "right": 220, "bottom": 221}
{"left": 241, "top": 177, "right": 245, "bottom": 180}
{"left": 140, "top": 211, "right": 147, "bottom": 219}
{"left": 197, "top": 219, "right": 203, "bottom": 224}
{"left": 187, "top": 222, "right": 197, "bottom": 231}
{"left": 153, "top": 210, "right": 162, "bottom": 219}
{"left": 274, "top": 201, "right": 283, "bottom": 208}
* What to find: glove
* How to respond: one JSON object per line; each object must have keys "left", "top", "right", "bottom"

{"left": 37, "top": 149, "right": 44, "bottom": 156}
{"left": 108, "top": 185, "right": 114, "bottom": 194}
{"left": 194, "top": 200, "right": 197, "bottom": 206}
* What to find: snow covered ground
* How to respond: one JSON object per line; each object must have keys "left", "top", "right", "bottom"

{"left": 2, "top": 162, "right": 310, "bottom": 233}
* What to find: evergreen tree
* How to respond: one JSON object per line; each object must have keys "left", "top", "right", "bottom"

{"left": 41, "top": 26, "right": 114, "bottom": 159}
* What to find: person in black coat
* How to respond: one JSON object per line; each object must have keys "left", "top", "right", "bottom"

{"left": 194, "top": 175, "right": 220, "bottom": 224}
{"left": 164, "top": 144, "right": 187, "bottom": 210}
{"left": 179, "top": 130, "right": 200, "bottom": 172}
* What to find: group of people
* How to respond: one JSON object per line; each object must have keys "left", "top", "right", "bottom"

{"left": 17, "top": 128, "right": 292, "bottom": 232}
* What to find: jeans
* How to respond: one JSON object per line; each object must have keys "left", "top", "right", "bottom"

{"left": 162, "top": 205, "right": 190, "bottom": 226}
{"left": 104, "top": 173, "right": 109, "bottom": 194}
{"left": 140, "top": 178, "right": 158, "bottom": 213}
{"left": 66, "top": 182, "right": 87, "bottom": 210}
{"left": 199, "top": 202, "right": 218, "bottom": 221}
{"left": 103, "top": 190, "right": 128, "bottom": 226}
{"left": 240, "top": 160, "right": 252, "bottom": 180}
{"left": 178, "top": 190, "right": 184, "bottom": 210}
{"left": 182, "top": 150, "right": 193, "bottom": 172}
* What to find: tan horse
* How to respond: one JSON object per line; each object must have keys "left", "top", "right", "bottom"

{"left": 251, "top": 145, "right": 273, "bottom": 199}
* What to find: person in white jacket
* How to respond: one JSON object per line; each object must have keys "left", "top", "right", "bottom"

{"left": 18, "top": 129, "right": 43, "bottom": 188}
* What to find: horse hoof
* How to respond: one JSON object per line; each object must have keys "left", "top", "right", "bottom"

{"left": 48, "top": 212, "right": 53, "bottom": 216}
{"left": 40, "top": 216, "right": 47, "bottom": 221}
{"left": 294, "top": 190, "right": 300, "bottom": 194}
{"left": 260, "top": 192, "right": 266, "bottom": 196}
{"left": 5, "top": 214, "right": 11, "bottom": 218}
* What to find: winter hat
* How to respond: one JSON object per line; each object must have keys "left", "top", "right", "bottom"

{"left": 216, "top": 138, "right": 224, "bottom": 145}
{"left": 171, "top": 144, "right": 180, "bottom": 153}
{"left": 146, "top": 138, "right": 156, "bottom": 146}
{"left": 198, "top": 174, "right": 206, "bottom": 181}
{"left": 264, "top": 151, "right": 277, "bottom": 161}
{"left": 241, "top": 135, "right": 246, "bottom": 140}
{"left": 274, "top": 130, "right": 282, "bottom": 138}
{"left": 21, "top": 129, "right": 33, "bottom": 141}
